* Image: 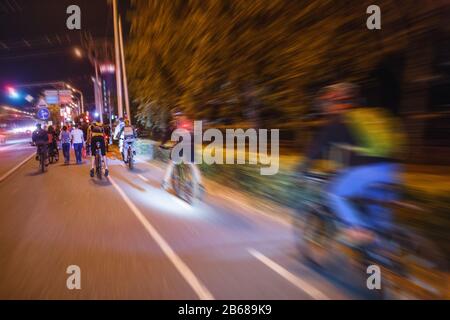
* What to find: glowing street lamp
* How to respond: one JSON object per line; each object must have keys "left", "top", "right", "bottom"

{"left": 74, "top": 47, "right": 83, "bottom": 58}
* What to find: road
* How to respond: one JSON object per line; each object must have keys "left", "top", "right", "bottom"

{"left": 0, "top": 137, "right": 35, "bottom": 182}
{"left": 0, "top": 142, "right": 359, "bottom": 300}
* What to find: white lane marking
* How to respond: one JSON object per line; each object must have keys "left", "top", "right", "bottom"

{"left": 0, "top": 152, "right": 35, "bottom": 183}
{"left": 108, "top": 176, "right": 214, "bottom": 300}
{"left": 248, "top": 248, "right": 330, "bottom": 300}
{"left": 137, "top": 174, "right": 149, "bottom": 182}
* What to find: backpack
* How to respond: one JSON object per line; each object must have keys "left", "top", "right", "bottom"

{"left": 343, "top": 107, "right": 406, "bottom": 159}
{"left": 123, "top": 126, "right": 134, "bottom": 138}
{"left": 91, "top": 124, "right": 103, "bottom": 134}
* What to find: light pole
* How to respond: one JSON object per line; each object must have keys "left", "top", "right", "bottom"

{"left": 118, "top": 15, "right": 131, "bottom": 124}
{"left": 113, "top": 0, "right": 124, "bottom": 119}
{"left": 94, "top": 60, "right": 104, "bottom": 123}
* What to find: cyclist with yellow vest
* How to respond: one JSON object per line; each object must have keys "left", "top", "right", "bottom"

{"left": 88, "top": 121, "right": 109, "bottom": 177}
{"left": 299, "top": 83, "right": 405, "bottom": 244}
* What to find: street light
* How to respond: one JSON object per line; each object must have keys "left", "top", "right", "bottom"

{"left": 74, "top": 47, "right": 83, "bottom": 58}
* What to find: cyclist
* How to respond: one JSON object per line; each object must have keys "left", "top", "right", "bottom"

{"left": 113, "top": 118, "right": 126, "bottom": 160}
{"left": 116, "top": 119, "right": 137, "bottom": 164}
{"left": 160, "top": 109, "right": 204, "bottom": 194}
{"left": 88, "top": 121, "right": 109, "bottom": 177}
{"left": 32, "top": 123, "right": 49, "bottom": 165}
{"left": 298, "top": 83, "right": 404, "bottom": 244}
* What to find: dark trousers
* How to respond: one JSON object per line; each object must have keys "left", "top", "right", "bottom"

{"left": 73, "top": 143, "right": 83, "bottom": 163}
{"left": 62, "top": 143, "right": 70, "bottom": 162}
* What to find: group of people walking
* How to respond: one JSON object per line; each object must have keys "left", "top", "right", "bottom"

{"left": 59, "top": 124, "right": 85, "bottom": 164}
{"left": 32, "top": 123, "right": 87, "bottom": 165}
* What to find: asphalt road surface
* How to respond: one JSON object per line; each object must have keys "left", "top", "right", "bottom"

{"left": 0, "top": 143, "right": 359, "bottom": 300}
{"left": 0, "top": 137, "right": 35, "bottom": 182}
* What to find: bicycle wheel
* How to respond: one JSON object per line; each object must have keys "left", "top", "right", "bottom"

{"left": 96, "top": 155, "right": 102, "bottom": 179}
{"left": 171, "top": 164, "right": 182, "bottom": 198}
{"left": 128, "top": 147, "right": 133, "bottom": 170}
{"left": 295, "top": 208, "right": 336, "bottom": 268}
{"left": 182, "top": 165, "right": 195, "bottom": 204}
{"left": 380, "top": 227, "right": 448, "bottom": 299}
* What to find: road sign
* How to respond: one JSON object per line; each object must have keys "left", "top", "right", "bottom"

{"left": 44, "top": 90, "right": 72, "bottom": 104}
{"left": 37, "top": 108, "right": 50, "bottom": 120}
{"left": 45, "top": 95, "right": 58, "bottom": 104}
{"left": 37, "top": 98, "right": 48, "bottom": 109}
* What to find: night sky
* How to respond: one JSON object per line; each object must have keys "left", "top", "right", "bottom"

{"left": 0, "top": 0, "right": 130, "bottom": 108}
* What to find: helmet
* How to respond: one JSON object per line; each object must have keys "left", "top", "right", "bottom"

{"left": 315, "top": 82, "right": 359, "bottom": 114}
{"left": 321, "top": 82, "right": 359, "bottom": 104}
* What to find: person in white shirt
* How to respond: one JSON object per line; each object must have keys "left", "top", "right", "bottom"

{"left": 70, "top": 124, "right": 84, "bottom": 164}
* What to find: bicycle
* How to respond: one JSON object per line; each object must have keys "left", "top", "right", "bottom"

{"left": 294, "top": 172, "right": 447, "bottom": 299}
{"left": 159, "top": 145, "right": 204, "bottom": 205}
{"left": 123, "top": 138, "right": 136, "bottom": 170}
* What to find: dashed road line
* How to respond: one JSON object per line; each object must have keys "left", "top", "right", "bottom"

{"left": 248, "top": 248, "right": 330, "bottom": 300}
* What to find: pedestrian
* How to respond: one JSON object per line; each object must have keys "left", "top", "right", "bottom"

{"left": 60, "top": 126, "right": 71, "bottom": 164}
{"left": 70, "top": 124, "right": 84, "bottom": 164}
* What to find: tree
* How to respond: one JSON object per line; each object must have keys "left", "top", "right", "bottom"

{"left": 126, "top": 0, "right": 448, "bottom": 130}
